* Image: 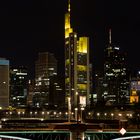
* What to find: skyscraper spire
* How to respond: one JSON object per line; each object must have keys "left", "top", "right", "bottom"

{"left": 68, "top": 0, "right": 71, "bottom": 12}
{"left": 109, "top": 28, "right": 112, "bottom": 45}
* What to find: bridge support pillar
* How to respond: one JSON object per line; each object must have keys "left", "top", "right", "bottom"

{"left": 70, "top": 131, "right": 85, "bottom": 140}
{"left": 69, "top": 123, "right": 86, "bottom": 140}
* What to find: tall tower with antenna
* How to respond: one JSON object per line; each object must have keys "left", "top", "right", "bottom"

{"left": 104, "top": 29, "right": 129, "bottom": 105}
{"left": 64, "top": 0, "right": 90, "bottom": 111}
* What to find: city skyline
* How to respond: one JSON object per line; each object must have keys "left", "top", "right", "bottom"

{"left": 0, "top": 0, "right": 140, "bottom": 77}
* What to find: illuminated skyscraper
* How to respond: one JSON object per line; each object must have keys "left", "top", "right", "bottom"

{"left": 10, "top": 67, "right": 28, "bottom": 108}
{"left": 104, "top": 29, "right": 129, "bottom": 105}
{"left": 35, "top": 52, "right": 57, "bottom": 84}
{"left": 65, "top": 0, "right": 90, "bottom": 109}
{"left": 34, "top": 52, "right": 57, "bottom": 107}
{"left": 0, "top": 58, "right": 9, "bottom": 108}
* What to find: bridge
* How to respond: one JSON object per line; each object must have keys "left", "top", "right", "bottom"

{"left": 0, "top": 118, "right": 140, "bottom": 140}
{"left": 0, "top": 130, "right": 140, "bottom": 140}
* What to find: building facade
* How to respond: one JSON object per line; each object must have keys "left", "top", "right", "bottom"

{"left": 49, "top": 75, "right": 64, "bottom": 108}
{"left": 0, "top": 58, "right": 9, "bottom": 109}
{"left": 10, "top": 67, "right": 28, "bottom": 108}
{"left": 104, "top": 29, "right": 129, "bottom": 105}
{"left": 34, "top": 52, "right": 57, "bottom": 108}
{"left": 65, "top": 0, "right": 90, "bottom": 109}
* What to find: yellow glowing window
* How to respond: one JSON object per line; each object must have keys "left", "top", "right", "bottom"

{"left": 77, "top": 84, "right": 87, "bottom": 90}
{"left": 65, "top": 41, "right": 69, "bottom": 44}
{"left": 77, "top": 65, "right": 87, "bottom": 71}
{"left": 66, "top": 59, "right": 70, "bottom": 65}
{"left": 131, "top": 90, "right": 137, "bottom": 95}
{"left": 65, "top": 13, "right": 70, "bottom": 29}
{"left": 65, "top": 78, "right": 70, "bottom": 83}
{"left": 77, "top": 37, "right": 88, "bottom": 53}
{"left": 130, "top": 96, "right": 139, "bottom": 103}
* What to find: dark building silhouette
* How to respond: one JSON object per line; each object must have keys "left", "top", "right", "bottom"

{"left": 49, "top": 75, "right": 64, "bottom": 108}
{"left": 103, "top": 29, "right": 129, "bottom": 105}
{"left": 10, "top": 67, "right": 28, "bottom": 108}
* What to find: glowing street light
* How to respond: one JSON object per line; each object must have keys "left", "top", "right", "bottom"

{"left": 118, "top": 113, "right": 122, "bottom": 117}
{"left": 75, "top": 108, "right": 78, "bottom": 122}
{"left": 18, "top": 112, "right": 21, "bottom": 115}
{"left": 97, "top": 113, "right": 100, "bottom": 119}
{"left": 68, "top": 97, "right": 71, "bottom": 122}
{"left": 9, "top": 112, "right": 12, "bottom": 115}
{"left": 53, "top": 111, "right": 56, "bottom": 115}
{"left": 30, "top": 112, "right": 33, "bottom": 118}
{"left": 111, "top": 113, "right": 114, "bottom": 119}
{"left": 80, "top": 107, "right": 85, "bottom": 122}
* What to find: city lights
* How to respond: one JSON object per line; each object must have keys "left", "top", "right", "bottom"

{"left": 0, "top": 0, "right": 139, "bottom": 139}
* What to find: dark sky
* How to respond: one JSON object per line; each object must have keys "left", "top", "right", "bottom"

{"left": 0, "top": 0, "right": 140, "bottom": 77}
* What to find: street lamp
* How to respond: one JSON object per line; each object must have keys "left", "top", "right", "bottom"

{"left": 35, "top": 111, "right": 37, "bottom": 117}
{"left": 42, "top": 111, "right": 45, "bottom": 118}
{"left": 97, "top": 113, "right": 100, "bottom": 119}
{"left": 104, "top": 113, "right": 107, "bottom": 119}
{"left": 111, "top": 113, "right": 114, "bottom": 119}
{"left": 75, "top": 108, "right": 78, "bottom": 122}
{"left": 75, "top": 92, "right": 79, "bottom": 122}
{"left": 18, "top": 112, "right": 21, "bottom": 118}
{"left": 68, "top": 97, "right": 71, "bottom": 122}
{"left": 118, "top": 113, "right": 122, "bottom": 117}
{"left": 80, "top": 107, "right": 85, "bottom": 123}
{"left": 9, "top": 111, "right": 12, "bottom": 119}
{"left": 30, "top": 111, "right": 32, "bottom": 118}
{"left": 22, "top": 112, "right": 25, "bottom": 117}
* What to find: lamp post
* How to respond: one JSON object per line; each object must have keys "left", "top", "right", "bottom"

{"left": 18, "top": 112, "right": 21, "bottom": 118}
{"left": 111, "top": 113, "right": 114, "bottom": 120}
{"left": 75, "top": 92, "right": 79, "bottom": 122}
{"left": 97, "top": 113, "right": 100, "bottom": 119}
{"left": 42, "top": 111, "right": 45, "bottom": 119}
{"left": 68, "top": 97, "right": 71, "bottom": 122}
{"left": 30, "top": 112, "right": 32, "bottom": 118}
{"left": 74, "top": 108, "right": 78, "bottom": 122}
{"left": 80, "top": 107, "right": 85, "bottom": 123}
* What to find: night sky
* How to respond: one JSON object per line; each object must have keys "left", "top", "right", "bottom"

{"left": 0, "top": 0, "right": 140, "bottom": 78}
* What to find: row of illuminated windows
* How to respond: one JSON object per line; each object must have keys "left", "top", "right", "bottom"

{"left": 65, "top": 61, "right": 87, "bottom": 72}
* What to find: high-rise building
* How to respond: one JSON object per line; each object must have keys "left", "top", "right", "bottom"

{"left": 65, "top": 0, "right": 90, "bottom": 109}
{"left": 10, "top": 67, "right": 28, "bottom": 108}
{"left": 27, "top": 79, "right": 35, "bottom": 107}
{"left": 104, "top": 29, "right": 129, "bottom": 105}
{"left": 35, "top": 52, "right": 57, "bottom": 85}
{"left": 94, "top": 72, "right": 105, "bottom": 103}
{"left": 0, "top": 58, "right": 9, "bottom": 109}
{"left": 49, "top": 75, "right": 64, "bottom": 108}
{"left": 34, "top": 52, "right": 57, "bottom": 108}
